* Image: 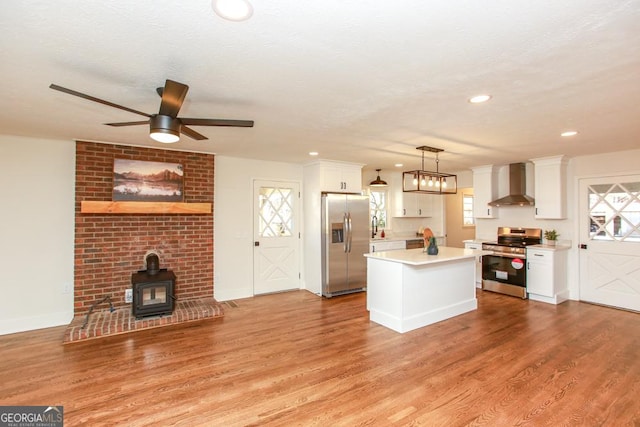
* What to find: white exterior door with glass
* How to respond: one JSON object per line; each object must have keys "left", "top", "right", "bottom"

{"left": 253, "top": 180, "right": 300, "bottom": 295}
{"left": 579, "top": 175, "right": 640, "bottom": 311}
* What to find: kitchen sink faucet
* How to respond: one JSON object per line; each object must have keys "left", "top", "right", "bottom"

{"left": 371, "top": 215, "right": 378, "bottom": 238}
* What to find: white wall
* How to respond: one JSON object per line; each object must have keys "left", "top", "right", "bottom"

{"left": 214, "top": 156, "right": 303, "bottom": 301}
{"left": 0, "top": 135, "right": 75, "bottom": 334}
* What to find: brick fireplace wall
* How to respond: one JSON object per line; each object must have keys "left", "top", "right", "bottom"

{"left": 74, "top": 141, "right": 214, "bottom": 315}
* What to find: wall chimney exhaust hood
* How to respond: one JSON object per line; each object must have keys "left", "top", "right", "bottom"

{"left": 488, "top": 163, "right": 535, "bottom": 207}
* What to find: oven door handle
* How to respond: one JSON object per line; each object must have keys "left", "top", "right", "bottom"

{"left": 486, "top": 252, "right": 525, "bottom": 259}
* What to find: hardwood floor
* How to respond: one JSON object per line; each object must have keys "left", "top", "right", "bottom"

{"left": 1, "top": 290, "right": 639, "bottom": 426}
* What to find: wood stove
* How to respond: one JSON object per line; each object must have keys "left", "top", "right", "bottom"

{"left": 131, "top": 269, "right": 176, "bottom": 319}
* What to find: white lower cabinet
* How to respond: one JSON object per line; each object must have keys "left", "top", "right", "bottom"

{"left": 464, "top": 241, "right": 483, "bottom": 288}
{"left": 369, "top": 240, "right": 406, "bottom": 253}
{"left": 526, "top": 247, "right": 569, "bottom": 304}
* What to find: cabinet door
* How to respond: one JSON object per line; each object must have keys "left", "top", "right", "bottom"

{"left": 341, "top": 167, "right": 363, "bottom": 192}
{"left": 321, "top": 165, "right": 346, "bottom": 192}
{"left": 402, "top": 193, "right": 419, "bottom": 216}
{"left": 527, "top": 251, "right": 554, "bottom": 297}
{"left": 416, "top": 193, "right": 433, "bottom": 217}
{"left": 472, "top": 166, "right": 498, "bottom": 218}
{"left": 321, "top": 164, "right": 363, "bottom": 193}
{"left": 533, "top": 156, "right": 567, "bottom": 219}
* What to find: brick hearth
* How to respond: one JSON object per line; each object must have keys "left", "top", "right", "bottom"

{"left": 63, "top": 298, "right": 224, "bottom": 343}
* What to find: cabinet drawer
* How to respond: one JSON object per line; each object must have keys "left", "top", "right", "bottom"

{"left": 370, "top": 240, "right": 406, "bottom": 252}
{"left": 527, "top": 249, "right": 552, "bottom": 261}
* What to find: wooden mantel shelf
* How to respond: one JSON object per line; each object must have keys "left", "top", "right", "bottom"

{"left": 81, "top": 201, "right": 211, "bottom": 214}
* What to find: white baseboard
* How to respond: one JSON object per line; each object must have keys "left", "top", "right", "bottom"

{"left": 0, "top": 310, "right": 73, "bottom": 336}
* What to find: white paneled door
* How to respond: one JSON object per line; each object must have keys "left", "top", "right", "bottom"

{"left": 253, "top": 180, "right": 300, "bottom": 295}
{"left": 579, "top": 175, "right": 640, "bottom": 311}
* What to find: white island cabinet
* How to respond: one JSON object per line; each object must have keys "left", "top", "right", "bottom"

{"left": 364, "top": 247, "right": 488, "bottom": 333}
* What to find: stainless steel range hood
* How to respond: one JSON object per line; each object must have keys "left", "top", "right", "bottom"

{"left": 488, "top": 163, "right": 535, "bottom": 207}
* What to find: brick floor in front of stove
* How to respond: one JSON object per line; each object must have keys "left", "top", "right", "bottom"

{"left": 63, "top": 298, "right": 225, "bottom": 343}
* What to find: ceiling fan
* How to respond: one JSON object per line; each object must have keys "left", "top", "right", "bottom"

{"left": 49, "top": 79, "right": 254, "bottom": 143}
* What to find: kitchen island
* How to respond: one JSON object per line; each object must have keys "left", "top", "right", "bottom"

{"left": 364, "top": 247, "right": 488, "bottom": 333}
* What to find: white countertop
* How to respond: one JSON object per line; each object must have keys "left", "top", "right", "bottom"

{"left": 370, "top": 235, "right": 443, "bottom": 243}
{"left": 364, "top": 247, "right": 489, "bottom": 266}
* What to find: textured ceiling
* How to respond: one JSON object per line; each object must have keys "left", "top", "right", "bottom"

{"left": 1, "top": 0, "right": 638, "bottom": 173}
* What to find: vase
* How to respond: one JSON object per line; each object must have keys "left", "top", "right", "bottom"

{"left": 427, "top": 237, "right": 439, "bottom": 255}
{"left": 547, "top": 240, "right": 556, "bottom": 246}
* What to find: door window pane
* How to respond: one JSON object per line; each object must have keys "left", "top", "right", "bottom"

{"left": 588, "top": 181, "right": 640, "bottom": 242}
{"left": 258, "top": 187, "right": 293, "bottom": 237}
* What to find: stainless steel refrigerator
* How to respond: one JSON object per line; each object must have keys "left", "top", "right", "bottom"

{"left": 321, "top": 192, "right": 369, "bottom": 297}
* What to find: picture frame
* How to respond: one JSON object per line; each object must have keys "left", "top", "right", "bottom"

{"left": 113, "top": 159, "right": 184, "bottom": 202}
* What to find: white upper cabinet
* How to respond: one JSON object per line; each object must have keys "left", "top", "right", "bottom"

{"left": 531, "top": 155, "right": 567, "bottom": 219}
{"left": 391, "top": 173, "right": 433, "bottom": 217}
{"left": 471, "top": 165, "right": 498, "bottom": 218}
{"left": 307, "top": 160, "right": 363, "bottom": 193}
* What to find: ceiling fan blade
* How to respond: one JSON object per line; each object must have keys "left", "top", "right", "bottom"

{"left": 49, "top": 84, "right": 152, "bottom": 118}
{"left": 181, "top": 126, "right": 208, "bottom": 140}
{"left": 180, "top": 118, "right": 254, "bottom": 127}
{"left": 105, "top": 121, "right": 150, "bottom": 127}
{"left": 158, "top": 80, "right": 189, "bottom": 118}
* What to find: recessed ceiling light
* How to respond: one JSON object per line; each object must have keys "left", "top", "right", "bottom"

{"left": 212, "top": 0, "right": 253, "bottom": 21}
{"left": 561, "top": 131, "right": 578, "bottom": 137}
{"left": 468, "top": 94, "right": 492, "bottom": 104}
{"left": 309, "top": 151, "right": 319, "bottom": 156}
{"left": 395, "top": 163, "right": 403, "bottom": 167}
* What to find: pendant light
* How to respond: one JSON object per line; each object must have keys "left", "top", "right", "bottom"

{"left": 369, "top": 169, "right": 388, "bottom": 187}
{"left": 402, "top": 146, "right": 457, "bottom": 195}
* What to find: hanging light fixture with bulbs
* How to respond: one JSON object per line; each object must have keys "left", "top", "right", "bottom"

{"left": 403, "top": 146, "right": 457, "bottom": 195}
{"left": 369, "top": 168, "right": 388, "bottom": 187}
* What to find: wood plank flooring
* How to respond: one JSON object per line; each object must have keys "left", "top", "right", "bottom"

{"left": 1, "top": 290, "right": 639, "bottom": 426}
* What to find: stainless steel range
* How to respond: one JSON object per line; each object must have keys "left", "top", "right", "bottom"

{"left": 481, "top": 227, "right": 542, "bottom": 298}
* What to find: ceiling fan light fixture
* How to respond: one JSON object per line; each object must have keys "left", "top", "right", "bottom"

{"left": 212, "top": 0, "right": 253, "bottom": 21}
{"left": 150, "top": 115, "right": 181, "bottom": 143}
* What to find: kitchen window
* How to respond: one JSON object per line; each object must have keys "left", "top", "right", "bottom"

{"left": 370, "top": 190, "right": 387, "bottom": 228}
{"left": 463, "top": 194, "right": 474, "bottom": 226}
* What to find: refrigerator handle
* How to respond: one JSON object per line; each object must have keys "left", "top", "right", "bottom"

{"left": 343, "top": 213, "right": 349, "bottom": 253}
{"left": 347, "top": 212, "right": 353, "bottom": 253}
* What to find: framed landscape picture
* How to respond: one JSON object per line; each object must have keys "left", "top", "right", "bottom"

{"left": 113, "top": 159, "right": 184, "bottom": 202}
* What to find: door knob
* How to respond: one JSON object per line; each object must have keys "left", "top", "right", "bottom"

{"left": 254, "top": 241, "right": 260, "bottom": 246}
